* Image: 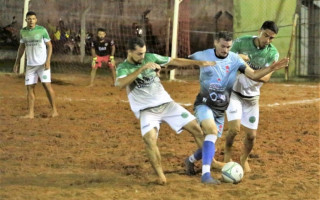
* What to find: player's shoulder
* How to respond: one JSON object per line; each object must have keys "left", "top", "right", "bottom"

{"left": 193, "top": 48, "right": 214, "bottom": 56}
{"left": 35, "top": 25, "right": 47, "bottom": 30}
{"left": 234, "top": 35, "right": 253, "bottom": 42}
{"left": 117, "top": 60, "right": 130, "bottom": 69}
{"left": 267, "top": 43, "right": 279, "bottom": 53}
{"left": 228, "top": 51, "right": 245, "bottom": 64}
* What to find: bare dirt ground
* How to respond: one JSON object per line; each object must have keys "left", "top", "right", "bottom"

{"left": 0, "top": 73, "right": 319, "bottom": 200}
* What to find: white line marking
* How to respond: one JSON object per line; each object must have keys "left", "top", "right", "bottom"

{"left": 3, "top": 96, "right": 320, "bottom": 107}
{"left": 282, "top": 84, "right": 319, "bottom": 88}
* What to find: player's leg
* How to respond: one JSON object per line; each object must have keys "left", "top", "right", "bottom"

{"left": 22, "top": 84, "right": 36, "bottom": 119}
{"left": 39, "top": 66, "right": 58, "bottom": 117}
{"left": 42, "top": 82, "right": 58, "bottom": 117}
{"left": 108, "top": 62, "right": 116, "bottom": 86}
{"left": 183, "top": 119, "right": 204, "bottom": 148}
{"left": 225, "top": 92, "right": 243, "bottom": 162}
{"left": 200, "top": 119, "right": 220, "bottom": 184}
{"left": 22, "top": 66, "right": 39, "bottom": 118}
{"left": 239, "top": 98, "right": 259, "bottom": 173}
{"left": 224, "top": 120, "right": 241, "bottom": 162}
{"left": 142, "top": 128, "right": 166, "bottom": 185}
{"left": 140, "top": 107, "right": 165, "bottom": 184}
{"left": 241, "top": 127, "right": 256, "bottom": 173}
{"left": 89, "top": 56, "right": 101, "bottom": 87}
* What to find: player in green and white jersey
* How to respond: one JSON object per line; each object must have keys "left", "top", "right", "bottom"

{"left": 13, "top": 11, "right": 58, "bottom": 118}
{"left": 225, "top": 21, "right": 279, "bottom": 172}
{"left": 116, "top": 37, "right": 216, "bottom": 185}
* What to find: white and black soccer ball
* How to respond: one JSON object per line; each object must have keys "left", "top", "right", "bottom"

{"left": 221, "top": 161, "right": 244, "bottom": 184}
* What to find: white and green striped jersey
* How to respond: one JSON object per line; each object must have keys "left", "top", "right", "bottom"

{"left": 20, "top": 25, "right": 50, "bottom": 66}
{"left": 231, "top": 35, "right": 279, "bottom": 97}
{"left": 116, "top": 53, "right": 172, "bottom": 118}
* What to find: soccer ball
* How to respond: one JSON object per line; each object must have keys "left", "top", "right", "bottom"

{"left": 221, "top": 162, "right": 244, "bottom": 184}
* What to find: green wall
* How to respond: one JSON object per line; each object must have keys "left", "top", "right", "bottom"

{"left": 233, "top": 0, "right": 297, "bottom": 77}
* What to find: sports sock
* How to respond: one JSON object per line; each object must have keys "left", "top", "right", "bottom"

{"left": 202, "top": 134, "right": 217, "bottom": 176}
{"left": 189, "top": 148, "right": 202, "bottom": 163}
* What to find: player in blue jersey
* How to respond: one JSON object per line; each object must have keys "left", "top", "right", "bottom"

{"left": 115, "top": 37, "right": 217, "bottom": 185}
{"left": 184, "top": 31, "right": 289, "bottom": 184}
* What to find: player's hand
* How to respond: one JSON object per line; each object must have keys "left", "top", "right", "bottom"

{"left": 271, "top": 58, "right": 289, "bottom": 71}
{"left": 13, "top": 63, "right": 19, "bottom": 73}
{"left": 143, "top": 62, "right": 161, "bottom": 72}
{"left": 92, "top": 57, "right": 97, "bottom": 68}
{"left": 44, "top": 61, "right": 50, "bottom": 70}
{"left": 239, "top": 54, "right": 250, "bottom": 62}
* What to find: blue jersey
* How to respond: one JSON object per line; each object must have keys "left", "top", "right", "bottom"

{"left": 189, "top": 49, "right": 246, "bottom": 116}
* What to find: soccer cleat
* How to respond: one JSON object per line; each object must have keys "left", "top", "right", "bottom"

{"left": 201, "top": 172, "right": 221, "bottom": 185}
{"left": 185, "top": 157, "right": 196, "bottom": 176}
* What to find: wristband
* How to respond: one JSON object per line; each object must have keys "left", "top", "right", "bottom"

{"left": 110, "top": 56, "right": 114, "bottom": 60}
{"left": 93, "top": 57, "right": 97, "bottom": 61}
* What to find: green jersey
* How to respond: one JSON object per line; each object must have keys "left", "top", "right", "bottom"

{"left": 116, "top": 53, "right": 172, "bottom": 118}
{"left": 231, "top": 35, "right": 279, "bottom": 96}
{"left": 20, "top": 25, "right": 50, "bottom": 66}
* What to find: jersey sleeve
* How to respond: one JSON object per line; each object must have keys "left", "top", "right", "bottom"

{"left": 188, "top": 51, "right": 202, "bottom": 61}
{"left": 43, "top": 27, "right": 51, "bottom": 42}
{"left": 235, "top": 54, "right": 246, "bottom": 73}
{"left": 266, "top": 48, "right": 279, "bottom": 66}
{"left": 116, "top": 63, "right": 129, "bottom": 78}
{"left": 110, "top": 39, "right": 115, "bottom": 46}
{"left": 19, "top": 29, "right": 24, "bottom": 43}
{"left": 230, "top": 37, "right": 241, "bottom": 53}
{"left": 149, "top": 53, "right": 170, "bottom": 66}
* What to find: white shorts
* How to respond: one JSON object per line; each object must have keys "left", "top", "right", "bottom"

{"left": 139, "top": 101, "right": 196, "bottom": 137}
{"left": 25, "top": 65, "right": 51, "bottom": 85}
{"left": 226, "top": 92, "right": 259, "bottom": 130}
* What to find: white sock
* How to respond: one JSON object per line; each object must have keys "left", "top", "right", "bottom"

{"left": 202, "top": 165, "right": 210, "bottom": 175}
{"left": 189, "top": 155, "right": 196, "bottom": 163}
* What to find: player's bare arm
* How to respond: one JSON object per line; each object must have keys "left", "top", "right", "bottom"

{"left": 115, "top": 62, "right": 161, "bottom": 89}
{"left": 110, "top": 45, "right": 116, "bottom": 66}
{"left": 166, "top": 58, "right": 216, "bottom": 68}
{"left": 244, "top": 57, "right": 289, "bottom": 81}
{"left": 45, "top": 41, "right": 52, "bottom": 70}
{"left": 13, "top": 43, "right": 26, "bottom": 73}
{"left": 238, "top": 54, "right": 250, "bottom": 62}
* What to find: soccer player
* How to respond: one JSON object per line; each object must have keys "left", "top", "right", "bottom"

{"left": 13, "top": 11, "right": 58, "bottom": 119}
{"left": 224, "top": 21, "right": 280, "bottom": 173}
{"left": 89, "top": 28, "right": 116, "bottom": 87}
{"left": 184, "top": 31, "right": 288, "bottom": 184}
{"left": 115, "top": 37, "right": 216, "bottom": 185}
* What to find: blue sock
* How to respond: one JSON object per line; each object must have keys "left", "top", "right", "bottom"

{"left": 202, "top": 141, "right": 215, "bottom": 165}
{"left": 194, "top": 148, "right": 202, "bottom": 160}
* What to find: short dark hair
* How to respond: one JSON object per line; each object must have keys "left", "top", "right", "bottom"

{"left": 26, "top": 11, "right": 36, "bottom": 17}
{"left": 97, "top": 28, "right": 106, "bottom": 33}
{"left": 127, "top": 37, "right": 145, "bottom": 51}
{"left": 261, "top": 21, "right": 278, "bottom": 34}
{"left": 215, "top": 31, "right": 233, "bottom": 41}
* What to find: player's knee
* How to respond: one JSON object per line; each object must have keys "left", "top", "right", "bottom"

{"left": 225, "top": 128, "right": 239, "bottom": 147}
{"left": 184, "top": 120, "right": 203, "bottom": 136}
{"left": 246, "top": 132, "right": 256, "bottom": 142}
{"left": 228, "top": 128, "right": 240, "bottom": 138}
{"left": 142, "top": 131, "right": 157, "bottom": 147}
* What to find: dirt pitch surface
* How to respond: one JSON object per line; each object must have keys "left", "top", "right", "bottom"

{"left": 0, "top": 73, "right": 319, "bottom": 200}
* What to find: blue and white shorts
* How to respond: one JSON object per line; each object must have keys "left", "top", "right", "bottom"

{"left": 194, "top": 104, "right": 225, "bottom": 137}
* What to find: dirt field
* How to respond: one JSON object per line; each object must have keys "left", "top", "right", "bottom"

{"left": 0, "top": 73, "right": 319, "bottom": 200}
